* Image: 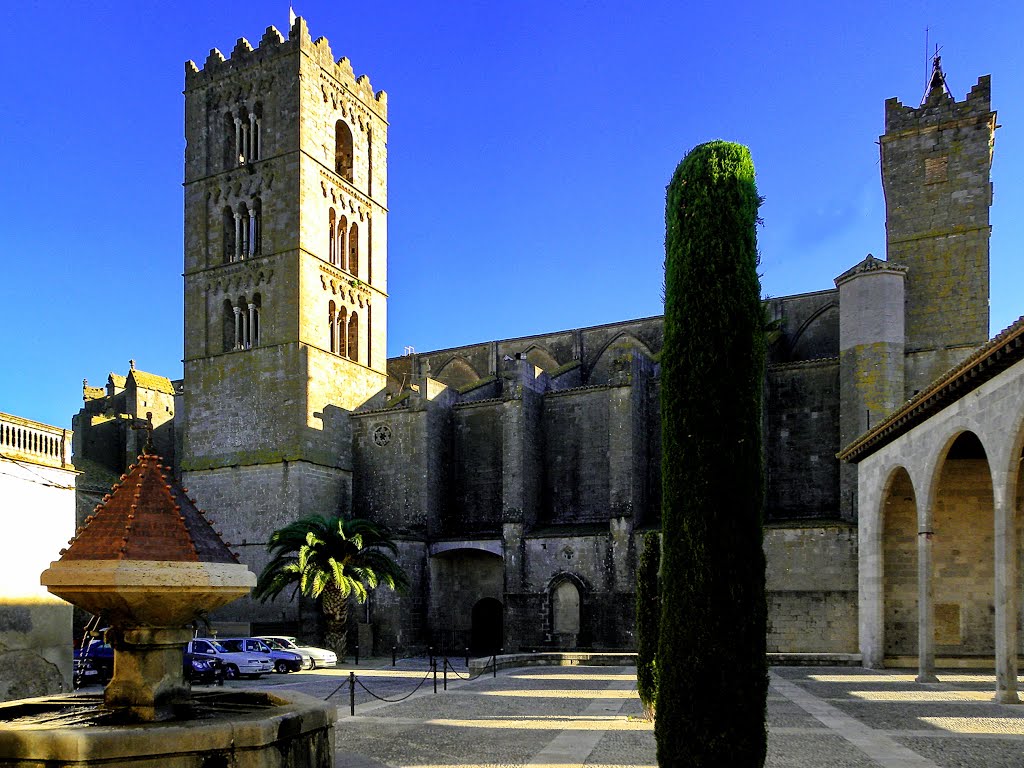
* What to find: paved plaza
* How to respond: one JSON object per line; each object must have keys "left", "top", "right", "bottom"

{"left": 235, "top": 659, "right": 1024, "bottom": 767}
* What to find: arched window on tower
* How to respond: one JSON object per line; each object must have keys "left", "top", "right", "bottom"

{"left": 348, "top": 311, "right": 359, "bottom": 362}
{"left": 335, "top": 120, "right": 354, "bottom": 182}
{"left": 337, "top": 215, "right": 348, "bottom": 271}
{"left": 222, "top": 299, "right": 236, "bottom": 352}
{"left": 328, "top": 208, "right": 336, "bottom": 265}
{"left": 328, "top": 300, "right": 337, "bottom": 353}
{"left": 348, "top": 222, "right": 359, "bottom": 278}
{"left": 337, "top": 306, "right": 348, "bottom": 357}
{"left": 252, "top": 197, "right": 262, "bottom": 257}
{"left": 223, "top": 112, "right": 236, "bottom": 170}
{"left": 249, "top": 293, "right": 262, "bottom": 348}
{"left": 238, "top": 203, "right": 251, "bottom": 259}
{"left": 222, "top": 206, "right": 236, "bottom": 263}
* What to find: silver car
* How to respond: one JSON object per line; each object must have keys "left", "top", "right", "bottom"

{"left": 188, "top": 638, "right": 273, "bottom": 679}
{"left": 258, "top": 636, "right": 337, "bottom": 668}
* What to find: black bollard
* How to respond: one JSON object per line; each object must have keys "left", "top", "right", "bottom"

{"left": 432, "top": 658, "right": 437, "bottom": 694}
{"left": 349, "top": 671, "right": 355, "bottom": 717}
{"left": 465, "top": 648, "right": 469, "bottom": 667}
{"left": 392, "top": 646, "right": 396, "bottom": 666}
{"left": 429, "top": 646, "right": 434, "bottom": 667}
{"left": 443, "top": 658, "right": 448, "bottom": 691}
{"left": 355, "top": 644, "right": 359, "bottom": 665}
{"left": 492, "top": 653, "right": 497, "bottom": 678}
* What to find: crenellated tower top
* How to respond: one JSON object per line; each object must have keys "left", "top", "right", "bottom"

{"left": 184, "top": 17, "right": 387, "bottom": 119}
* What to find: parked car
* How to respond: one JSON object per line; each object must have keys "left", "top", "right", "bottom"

{"left": 75, "top": 638, "right": 226, "bottom": 687}
{"left": 219, "top": 637, "right": 302, "bottom": 674}
{"left": 187, "top": 638, "right": 273, "bottom": 679}
{"left": 185, "top": 650, "right": 225, "bottom": 684}
{"left": 258, "top": 636, "right": 337, "bottom": 668}
{"left": 258, "top": 637, "right": 315, "bottom": 670}
{"left": 73, "top": 638, "right": 114, "bottom": 688}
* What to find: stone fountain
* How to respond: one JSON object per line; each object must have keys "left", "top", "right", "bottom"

{"left": 0, "top": 443, "right": 335, "bottom": 767}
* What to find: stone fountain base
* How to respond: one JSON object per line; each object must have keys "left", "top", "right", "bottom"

{"left": 0, "top": 689, "right": 335, "bottom": 768}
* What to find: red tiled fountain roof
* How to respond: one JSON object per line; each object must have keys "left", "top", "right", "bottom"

{"left": 62, "top": 451, "right": 238, "bottom": 563}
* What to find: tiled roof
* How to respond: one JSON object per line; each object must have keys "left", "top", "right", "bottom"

{"left": 61, "top": 450, "right": 237, "bottom": 563}
{"left": 838, "top": 314, "right": 1024, "bottom": 462}
{"left": 108, "top": 374, "right": 127, "bottom": 388}
{"left": 129, "top": 370, "right": 176, "bottom": 395}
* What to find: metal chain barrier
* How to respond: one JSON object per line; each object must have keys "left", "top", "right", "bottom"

{"left": 355, "top": 666, "right": 433, "bottom": 703}
{"left": 444, "top": 655, "right": 496, "bottom": 682}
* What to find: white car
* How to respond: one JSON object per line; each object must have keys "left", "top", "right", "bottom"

{"left": 188, "top": 638, "right": 273, "bottom": 679}
{"left": 258, "top": 636, "right": 337, "bottom": 668}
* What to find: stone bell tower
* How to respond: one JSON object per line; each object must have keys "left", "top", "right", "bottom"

{"left": 179, "top": 18, "right": 389, "bottom": 629}
{"left": 880, "top": 55, "right": 996, "bottom": 394}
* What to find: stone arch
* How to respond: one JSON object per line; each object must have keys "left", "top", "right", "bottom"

{"left": 882, "top": 465, "right": 917, "bottom": 659}
{"left": 588, "top": 333, "right": 653, "bottom": 384}
{"left": 789, "top": 302, "right": 839, "bottom": 361}
{"left": 928, "top": 430, "right": 995, "bottom": 658}
{"left": 428, "top": 549, "right": 503, "bottom": 654}
{"left": 435, "top": 356, "right": 481, "bottom": 390}
{"left": 523, "top": 345, "right": 559, "bottom": 373}
{"left": 546, "top": 572, "right": 589, "bottom": 648}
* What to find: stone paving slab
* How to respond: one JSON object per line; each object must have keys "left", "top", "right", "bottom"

{"left": 218, "top": 662, "right": 1024, "bottom": 767}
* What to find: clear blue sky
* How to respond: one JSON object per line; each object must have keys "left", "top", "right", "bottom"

{"left": 3, "top": 1, "right": 1023, "bottom": 429}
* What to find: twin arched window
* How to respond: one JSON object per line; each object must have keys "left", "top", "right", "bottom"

{"left": 223, "top": 199, "right": 262, "bottom": 263}
{"left": 224, "top": 104, "right": 263, "bottom": 169}
{"left": 223, "top": 294, "right": 262, "bottom": 352}
{"left": 327, "top": 208, "right": 359, "bottom": 276}
{"left": 328, "top": 301, "right": 359, "bottom": 362}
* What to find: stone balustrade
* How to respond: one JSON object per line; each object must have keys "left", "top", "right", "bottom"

{"left": 0, "top": 412, "right": 72, "bottom": 469}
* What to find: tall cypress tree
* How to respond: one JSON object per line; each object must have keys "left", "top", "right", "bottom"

{"left": 636, "top": 531, "right": 661, "bottom": 720}
{"left": 655, "top": 141, "right": 767, "bottom": 766}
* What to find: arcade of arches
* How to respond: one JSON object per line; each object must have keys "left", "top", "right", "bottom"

{"left": 844, "top": 320, "right": 1024, "bottom": 703}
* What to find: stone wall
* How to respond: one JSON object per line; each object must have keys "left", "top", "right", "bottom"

{"left": 764, "top": 525, "right": 858, "bottom": 653}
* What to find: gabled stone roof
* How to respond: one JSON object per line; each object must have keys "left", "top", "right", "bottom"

{"left": 129, "top": 369, "right": 176, "bottom": 395}
{"left": 62, "top": 450, "right": 237, "bottom": 563}
{"left": 839, "top": 314, "right": 1024, "bottom": 462}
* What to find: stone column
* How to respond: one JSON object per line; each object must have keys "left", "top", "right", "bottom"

{"left": 255, "top": 118, "right": 262, "bottom": 161}
{"left": 917, "top": 528, "right": 937, "bottom": 682}
{"left": 233, "top": 306, "right": 242, "bottom": 350}
{"left": 104, "top": 626, "right": 193, "bottom": 722}
{"left": 993, "top": 477, "right": 1019, "bottom": 703}
{"left": 858, "top": 475, "right": 885, "bottom": 668}
{"left": 249, "top": 113, "right": 258, "bottom": 161}
{"left": 248, "top": 303, "right": 257, "bottom": 349}
{"left": 233, "top": 117, "right": 242, "bottom": 164}
{"left": 248, "top": 211, "right": 256, "bottom": 257}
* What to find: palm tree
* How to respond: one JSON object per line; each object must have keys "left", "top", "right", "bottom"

{"left": 253, "top": 515, "right": 408, "bottom": 657}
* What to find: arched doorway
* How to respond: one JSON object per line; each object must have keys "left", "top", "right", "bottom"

{"left": 471, "top": 598, "right": 503, "bottom": 653}
{"left": 551, "top": 580, "right": 581, "bottom": 648}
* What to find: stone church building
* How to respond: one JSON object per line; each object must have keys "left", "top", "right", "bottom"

{"left": 74, "top": 17, "right": 1014, "bottom": 667}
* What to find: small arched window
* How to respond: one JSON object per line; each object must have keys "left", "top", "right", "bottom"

{"left": 328, "top": 208, "right": 336, "bottom": 265}
{"left": 222, "top": 299, "right": 236, "bottom": 352}
{"left": 328, "top": 300, "right": 337, "bottom": 353}
{"left": 348, "top": 222, "right": 359, "bottom": 278}
{"left": 252, "top": 197, "right": 262, "bottom": 256}
{"left": 337, "top": 216, "right": 348, "bottom": 271}
{"left": 338, "top": 306, "right": 348, "bottom": 358}
{"left": 335, "top": 120, "right": 354, "bottom": 182}
{"left": 222, "top": 206, "right": 236, "bottom": 263}
{"left": 348, "top": 311, "right": 359, "bottom": 362}
{"left": 223, "top": 112, "right": 235, "bottom": 170}
{"left": 238, "top": 203, "right": 250, "bottom": 258}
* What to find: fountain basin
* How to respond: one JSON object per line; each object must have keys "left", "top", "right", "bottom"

{"left": 0, "top": 689, "right": 335, "bottom": 768}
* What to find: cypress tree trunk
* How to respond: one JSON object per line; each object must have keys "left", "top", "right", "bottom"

{"left": 655, "top": 141, "right": 767, "bottom": 766}
{"left": 636, "top": 531, "right": 661, "bottom": 720}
